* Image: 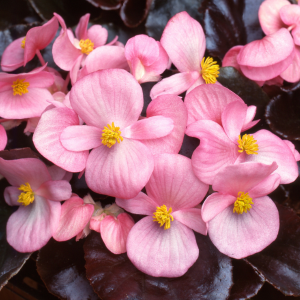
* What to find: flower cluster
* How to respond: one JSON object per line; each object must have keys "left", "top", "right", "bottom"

{"left": 0, "top": 8, "right": 299, "bottom": 279}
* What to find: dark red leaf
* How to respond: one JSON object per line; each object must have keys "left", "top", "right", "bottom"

{"left": 85, "top": 0, "right": 123, "bottom": 10}
{"left": 0, "top": 148, "right": 38, "bottom": 160}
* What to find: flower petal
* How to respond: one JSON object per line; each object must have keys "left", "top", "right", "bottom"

{"left": 0, "top": 124, "right": 7, "bottom": 150}
{"left": 100, "top": 213, "right": 135, "bottom": 254}
{"left": 35, "top": 180, "right": 72, "bottom": 201}
{"left": 208, "top": 196, "right": 279, "bottom": 259}
{"left": 75, "top": 13, "right": 89, "bottom": 40}
{"left": 85, "top": 139, "right": 154, "bottom": 199}
{"left": 146, "top": 154, "right": 208, "bottom": 211}
{"left": 280, "top": 46, "right": 300, "bottom": 83}
{"left": 4, "top": 186, "right": 22, "bottom": 206}
{"left": 87, "top": 25, "right": 108, "bottom": 47}
{"left": 161, "top": 11, "right": 205, "bottom": 72}
{"left": 70, "top": 69, "right": 143, "bottom": 129}
{"left": 222, "top": 45, "right": 243, "bottom": 71}
{"left": 127, "top": 217, "right": 199, "bottom": 277}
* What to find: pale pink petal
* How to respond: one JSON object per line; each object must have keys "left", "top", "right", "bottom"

{"left": 70, "top": 69, "right": 143, "bottom": 129}
{"left": 186, "top": 120, "right": 239, "bottom": 185}
{"left": 245, "top": 130, "right": 299, "bottom": 184}
{"left": 47, "top": 165, "right": 72, "bottom": 181}
{"left": 222, "top": 45, "right": 243, "bottom": 71}
{"left": 53, "top": 196, "right": 94, "bottom": 241}
{"left": 283, "top": 140, "right": 300, "bottom": 161}
{"left": 1, "top": 37, "right": 25, "bottom": 72}
{"left": 172, "top": 208, "right": 207, "bottom": 235}
{"left": 85, "top": 139, "right": 154, "bottom": 199}
{"left": 258, "top": 0, "right": 289, "bottom": 35}
{"left": 6, "top": 196, "right": 61, "bottom": 252}
{"left": 161, "top": 11, "right": 205, "bottom": 72}
{"left": 23, "top": 71, "right": 54, "bottom": 88}
{"left": 0, "top": 157, "right": 51, "bottom": 190}
{"left": 242, "top": 106, "right": 259, "bottom": 131}
{"left": 129, "top": 57, "right": 146, "bottom": 82}
{"left": 222, "top": 101, "right": 247, "bottom": 143}
{"left": 84, "top": 46, "right": 128, "bottom": 74}
{"left": 35, "top": 180, "right": 72, "bottom": 201}
{"left": 100, "top": 213, "right": 135, "bottom": 254}
{"left": 33, "top": 107, "right": 89, "bottom": 172}
{"left": 60, "top": 125, "right": 102, "bottom": 151}
{"left": 208, "top": 196, "right": 279, "bottom": 259}
{"left": 212, "top": 162, "right": 278, "bottom": 196}
{"left": 70, "top": 55, "right": 83, "bottom": 85}
{"left": 90, "top": 215, "right": 102, "bottom": 233}
{"left": 186, "top": 76, "right": 206, "bottom": 94}
{"left": 291, "top": 26, "right": 300, "bottom": 46}
{"left": 127, "top": 217, "right": 199, "bottom": 277}
{"left": 150, "top": 71, "right": 199, "bottom": 99}
{"left": 248, "top": 174, "right": 281, "bottom": 199}
{"left": 185, "top": 84, "right": 244, "bottom": 126}
{"left": 4, "top": 186, "right": 22, "bottom": 206}
{"left": 280, "top": 4, "right": 300, "bottom": 26}
{"left": 116, "top": 192, "right": 157, "bottom": 215}
{"left": 24, "top": 117, "right": 40, "bottom": 133}
{"left": 238, "top": 29, "right": 295, "bottom": 81}
{"left": 0, "top": 124, "right": 7, "bottom": 150}
{"left": 75, "top": 13, "right": 89, "bottom": 40}
{"left": 87, "top": 25, "right": 108, "bottom": 47}
{"left": 280, "top": 46, "right": 300, "bottom": 82}
{"left": 122, "top": 116, "right": 173, "bottom": 140}
{"left": 146, "top": 154, "right": 208, "bottom": 211}
{"left": 0, "top": 88, "right": 53, "bottom": 119}
{"left": 141, "top": 94, "right": 187, "bottom": 155}
{"left": 201, "top": 193, "right": 236, "bottom": 223}
{"left": 24, "top": 16, "right": 59, "bottom": 65}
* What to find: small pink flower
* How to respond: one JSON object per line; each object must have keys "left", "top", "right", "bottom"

{"left": 0, "top": 65, "right": 55, "bottom": 119}
{"left": 202, "top": 162, "right": 280, "bottom": 259}
{"left": 125, "top": 34, "right": 169, "bottom": 84}
{"left": 0, "top": 124, "right": 7, "bottom": 150}
{"left": 116, "top": 154, "right": 208, "bottom": 277}
{"left": 1, "top": 17, "right": 58, "bottom": 72}
{"left": 0, "top": 158, "right": 72, "bottom": 252}
{"left": 150, "top": 11, "right": 220, "bottom": 99}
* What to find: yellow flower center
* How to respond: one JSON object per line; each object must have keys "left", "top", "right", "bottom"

{"left": 237, "top": 134, "right": 259, "bottom": 155}
{"left": 11, "top": 79, "right": 30, "bottom": 96}
{"left": 153, "top": 205, "right": 174, "bottom": 230}
{"left": 18, "top": 183, "right": 35, "bottom": 206}
{"left": 201, "top": 56, "right": 220, "bottom": 84}
{"left": 233, "top": 192, "right": 253, "bottom": 214}
{"left": 79, "top": 39, "right": 94, "bottom": 55}
{"left": 101, "top": 122, "right": 123, "bottom": 148}
{"left": 21, "top": 37, "right": 26, "bottom": 49}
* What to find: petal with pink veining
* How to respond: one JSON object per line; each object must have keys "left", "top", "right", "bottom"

{"left": 70, "top": 69, "right": 143, "bottom": 129}
{"left": 161, "top": 11, "right": 205, "bottom": 72}
{"left": 222, "top": 46, "right": 243, "bottom": 72}
{"left": 280, "top": 46, "right": 300, "bottom": 82}
{"left": 127, "top": 217, "right": 199, "bottom": 277}
{"left": 33, "top": 107, "right": 89, "bottom": 173}
{"left": 87, "top": 25, "right": 108, "bottom": 47}
{"left": 35, "top": 180, "right": 72, "bottom": 201}
{"left": 146, "top": 154, "right": 208, "bottom": 211}
{"left": 208, "top": 196, "right": 279, "bottom": 259}
{"left": 85, "top": 139, "right": 154, "bottom": 199}
{"left": 100, "top": 213, "right": 135, "bottom": 254}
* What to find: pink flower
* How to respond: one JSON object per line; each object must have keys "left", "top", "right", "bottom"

{"left": 116, "top": 154, "right": 208, "bottom": 277}
{"left": 0, "top": 158, "right": 72, "bottom": 252}
{"left": 150, "top": 11, "right": 220, "bottom": 99}
{"left": 34, "top": 69, "right": 175, "bottom": 198}
{"left": 0, "top": 124, "right": 7, "bottom": 150}
{"left": 53, "top": 13, "right": 126, "bottom": 84}
{"left": 202, "top": 162, "right": 280, "bottom": 259}
{"left": 0, "top": 65, "right": 55, "bottom": 119}
{"left": 186, "top": 100, "right": 299, "bottom": 185}
{"left": 124, "top": 35, "right": 169, "bottom": 83}
{"left": 1, "top": 17, "right": 58, "bottom": 72}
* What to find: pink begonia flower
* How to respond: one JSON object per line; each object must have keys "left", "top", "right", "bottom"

{"left": 150, "top": 11, "right": 220, "bottom": 99}
{"left": 53, "top": 13, "right": 126, "bottom": 84}
{"left": 202, "top": 162, "right": 280, "bottom": 259}
{"left": 186, "top": 100, "right": 299, "bottom": 185}
{"left": 0, "top": 124, "right": 7, "bottom": 150}
{"left": 0, "top": 65, "right": 54, "bottom": 119}
{"left": 116, "top": 154, "right": 208, "bottom": 277}
{"left": 124, "top": 35, "right": 169, "bottom": 84}
{"left": 1, "top": 17, "right": 58, "bottom": 72}
{"left": 35, "top": 69, "right": 175, "bottom": 198}
{"left": 0, "top": 158, "right": 72, "bottom": 252}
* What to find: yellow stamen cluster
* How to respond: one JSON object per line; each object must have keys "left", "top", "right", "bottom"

{"left": 201, "top": 56, "right": 220, "bottom": 84}
{"left": 18, "top": 182, "right": 35, "bottom": 206}
{"left": 21, "top": 37, "right": 26, "bottom": 49}
{"left": 11, "top": 79, "right": 30, "bottom": 96}
{"left": 237, "top": 134, "right": 259, "bottom": 155}
{"left": 79, "top": 39, "right": 94, "bottom": 55}
{"left": 233, "top": 192, "right": 253, "bottom": 214}
{"left": 101, "top": 122, "right": 123, "bottom": 148}
{"left": 153, "top": 205, "right": 174, "bottom": 230}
